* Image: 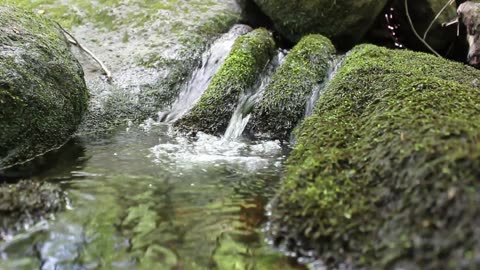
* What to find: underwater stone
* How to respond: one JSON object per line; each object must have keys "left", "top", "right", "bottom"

{"left": 246, "top": 34, "right": 335, "bottom": 141}
{"left": 174, "top": 28, "right": 275, "bottom": 135}
{"left": 252, "top": 0, "right": 387, "bottom": 48}
{"left": 0, "top": 180, "right": 65, "bottom": 237}
{"left": 0, "top": 6, "right": 88, "bottom": 168}
{"left": 270, "top": 44, "right": 480, "bottom": 269}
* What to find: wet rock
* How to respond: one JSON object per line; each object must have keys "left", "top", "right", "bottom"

{"left": 251, "top": 0, "right": 388, "bottom": 48}
{"left": 174, "top": 28, "right": 276, "bottom": 135}
{"left": 270, "top": 44, "right": 480, "bottom": 268}
{"left": 246, "top": 34, "right": 335, "bottom": 141}
{"left": 0, "top": 6, "right": 88, "bottom": 168}
{"left": 0, "top": 180, "right": 65, "bottom": 237}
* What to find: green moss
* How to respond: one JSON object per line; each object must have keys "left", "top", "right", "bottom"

{"left": 246, "top": 34, "right": 335, "bottom": 140}
{"left": 174, "top": 28, "right": 276, "bottom": 135}
{"left": 271, "top": 44, "right": 480, "bottom": 268}
{"left": 0, "top": 6, "right": 88, "bottom": 167}
{"left": 253, "top": 0, "right": 387, "bottom": 47}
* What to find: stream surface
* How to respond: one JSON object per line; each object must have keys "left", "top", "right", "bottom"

{"left": 0, "top": 124, "right": 308, "bottom": 270}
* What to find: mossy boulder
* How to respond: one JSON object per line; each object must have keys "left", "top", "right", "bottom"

{"left": 270, "top": 44, "right": 480, "bottom": 268}
{"left": 174, "top": 28, "right": 275, "bottom": 135}
{"left": 0, "top": 6, "right": 88, "bottom": 168}
{"left": 246, "top": 34, "right": 335, "bottom": 140}
{"left": 252, "top": 0, "right": 387, "bottom": 47}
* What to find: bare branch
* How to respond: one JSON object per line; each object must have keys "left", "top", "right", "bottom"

{"left": 57, "top": 23, "right": 113, "bottom": 82}
{"left": 405, "top": 0, "right": 441, "bottom": 57}
{"left": 423, "top": 0, "right": 455, "bottom": 40}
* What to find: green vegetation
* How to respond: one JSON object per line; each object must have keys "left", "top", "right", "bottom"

{"left": 175, "top": 28, "right": 276, "bottom": 135}
{"left": 0, "top": 6, "right": 88, "bottom": 167}
{"left": 246, "top": 34, "right": 335, "bottom": 140}
{"left": 271, "top": 44, "right": 480, "bottom": 269}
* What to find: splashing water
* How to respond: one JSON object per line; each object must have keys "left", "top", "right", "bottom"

{"left": 157, "top": 25, "right": 252, "bottom": 123}
{"left": 223, "top": 50, "right": 287, "bottom": 140}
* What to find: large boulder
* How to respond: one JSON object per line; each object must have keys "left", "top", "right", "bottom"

{"left": 246, "top": 34, "right": 335, "bottom": 140}
{"left": 252, "top": 0, "right": 388, "bottom": 47}
{"left": 0, "top": 6, "right": 88, "bottom": 168}
{"left": 270, "top": 44, "right": 480, "bottom": 268}
{"left": 174, "top": 28, "right": 275, "bottom": 135}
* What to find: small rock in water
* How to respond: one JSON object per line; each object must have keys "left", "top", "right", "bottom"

{"left": 0, "top": 180, "right": 66, "bottom": 239}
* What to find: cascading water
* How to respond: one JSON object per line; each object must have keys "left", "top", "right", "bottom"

{"left": 156, "top": 25, "right": 252, "bottom": 123}
{"left": 304, "top": 56, "right": 343, "bottom": 118}
{"left": 223, "top": 50, "right": 287, "bottom": 140}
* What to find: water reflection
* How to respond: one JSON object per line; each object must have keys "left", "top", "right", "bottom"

{"left": 0, "top": 124, "right": 305, "bottom": 269}
{"left": 0, "top": 139, "right": 88, "bottom": 182}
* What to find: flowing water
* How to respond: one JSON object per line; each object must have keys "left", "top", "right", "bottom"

{"left": 0, "top": 124, "right": 307, "bottom": 270}
{"left": 304, "top": 57, "right": 343, "bottom": 118}
{"left": 157, "top": 25, "right": 252, "bottom": 123}
{"left": 224, "top": 50, "right": 287, "bottom": 140}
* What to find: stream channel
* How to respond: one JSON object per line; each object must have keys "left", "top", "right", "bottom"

{"left": 0, "top": 22, "right": 326, "bottom": 269}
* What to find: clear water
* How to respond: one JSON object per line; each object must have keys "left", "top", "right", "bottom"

{"left": 0, "top": 124, "right": 306, "bottom": 270}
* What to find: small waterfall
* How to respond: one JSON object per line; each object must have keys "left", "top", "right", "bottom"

{"left": 223, "top": 50, "right": 287, "bottom": 140}
{"left": 157, "top": 25, "right": 252, "bottom": 123}
{"left": 304, "top": 56, "right": 343, "bottom": 118}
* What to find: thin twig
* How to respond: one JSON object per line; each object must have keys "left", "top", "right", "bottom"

{"left": 56, "top": 23, "right": 113, "bottom": 82}
{"left": 423, "top": 0, "right": 455, "bottom": 40}
{"left": 405, "top": 0, "right": 442, "bottom": 57}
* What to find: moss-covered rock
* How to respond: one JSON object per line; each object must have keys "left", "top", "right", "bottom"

{"left": 174, "top": 28, "right": 275, "bottom": 135}
{"left": 270, "top": 44, "right": 480, "bottom": 269}
{"left": 0, "top": 6, "right": 88, "bottom": 168}
{"left": 252, "top": 0, "right": 387, "bottom": 47}
{"left": 246, "top": 34, "right": 335, "bottom": 140}
{"left": 0, "top": 180, "right": 65, "bottom": 236}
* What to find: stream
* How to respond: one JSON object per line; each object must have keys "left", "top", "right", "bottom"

{"left": 0, "top": 27, "right": 316, "bottom": 269}
{"left": 0, "top": 124, "right": 308, "bottom": 270}
{"left": 0, "top": 2, "right": 341, "bottom": 266}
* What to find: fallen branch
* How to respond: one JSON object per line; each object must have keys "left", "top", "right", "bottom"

{"left": 56, "top": 23, "right": 113, "bottom": 82}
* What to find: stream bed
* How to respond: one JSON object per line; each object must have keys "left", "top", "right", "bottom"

{"left": 0, "top": 124, "right": 308, "bottom": 270}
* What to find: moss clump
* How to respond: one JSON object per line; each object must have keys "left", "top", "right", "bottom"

{"left": 174, "top": 28, "right": 275, "bottom": 135}
{"left": 270, "top": 44, "right": 480, "bottom": 269}
{"left": 0, "top": 6, "right": 88, "bottom": 168}
{"left": 246, "top": 34, "right": 335, "bottom": 140}
{"left": 253, "top": 0, "right": 387, "bottom": 47}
